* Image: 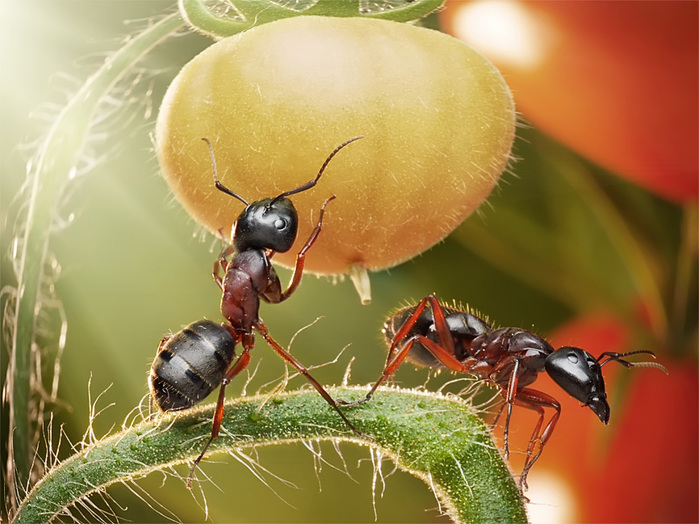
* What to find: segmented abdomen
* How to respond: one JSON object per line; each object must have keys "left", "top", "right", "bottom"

{"left": 150, "top": 320, "right": 236, "bottom": 411}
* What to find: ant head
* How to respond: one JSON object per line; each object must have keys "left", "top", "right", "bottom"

{"left": 233, "top": 197, "right": 299, "bottom": 253}
{"left": 545, "top": 347, "right": 610, "bottom": 424}
{"left": 202, "top": 136, "right": 363, "bottom": 253}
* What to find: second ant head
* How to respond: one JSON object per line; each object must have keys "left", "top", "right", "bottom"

{"left": 544, "top": 347, "right": 667, "bottom": 424}
{"left": 545, "top": 347, "right": 611, "bottom": 423}
{"left": 202, "top": 136, "right": 362, "bottom": 253}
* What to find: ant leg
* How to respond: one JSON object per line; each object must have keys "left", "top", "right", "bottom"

{"left": 342, "top": 295, "right": 464, "bottom": 406}
{"left": 342, "top": 331, "right": 470, "bottom": 408}
{"left": 425, "top": 295, "right": 460, "bottom": 353}
{"left": 213, "top": 244, "right": 235, "bottom": 291}
{"left": 187, "top": 346, "right": 252, "bottom": 487}
{"left": 394, "top": 295, "right": 463, "bottom": 367}
{"left": 254, "top": 320, "right": 371, "bottom": 440}
{"left": 383, "top": 295, "right": 458, "bottom": 368}
{"left": 382, "top": 295, "right": 433, "bottom": 366}
{"left": 340, "top": 336, "right": 421, "bottom": 406}
{"left": 512, "top": 389, "right": 561, "bottom": 491}
{"left": 340, "top": 296, "right": 433, "bottom": 405}
{"left": 489, "top": 356, "right": 521, "bottom": 458}
{"left": 342, "top": 338, "right": 471, "bottom": 408}
{"left": 279, "top": 195, "right": 336, "bottom": 301}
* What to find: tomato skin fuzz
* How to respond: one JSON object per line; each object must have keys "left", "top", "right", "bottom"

{"left": 156, "top": 16, "right": 515, "bottom": 274}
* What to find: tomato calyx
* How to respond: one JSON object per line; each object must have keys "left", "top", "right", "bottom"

{"left": 179, "top": 0, "right": 446, "bottom": 38}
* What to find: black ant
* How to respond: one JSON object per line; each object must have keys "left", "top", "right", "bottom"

{"left": 150, "top": 137, "right": 364, "bottom": 486}
{"left": 341, "top": 294, "right": 668, "bottom": 490}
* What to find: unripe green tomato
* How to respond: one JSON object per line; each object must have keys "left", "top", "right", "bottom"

{"left": 156, "top": 16, "right": 514, "bottom": 274}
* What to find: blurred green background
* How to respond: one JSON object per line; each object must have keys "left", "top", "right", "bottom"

{"left": 2, "top": 1, "right": 696, "bottom": 523}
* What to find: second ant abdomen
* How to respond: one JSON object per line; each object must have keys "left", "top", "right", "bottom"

{"left": 382, "top": 302, "right": 492, "bottom": 368}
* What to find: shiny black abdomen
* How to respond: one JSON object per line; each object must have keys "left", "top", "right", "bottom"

{"left": 382, "top": 304, "right": 492, "bottom": 368}
{"left": 150, "top": 320, "right": 236, "bottom": 411}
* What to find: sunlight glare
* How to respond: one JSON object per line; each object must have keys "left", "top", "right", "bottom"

{"left": 526, "top": 470, "right": 577, "bottom": 524}
{"left": 452, "top": 0, "right": 549, "bottom": 70}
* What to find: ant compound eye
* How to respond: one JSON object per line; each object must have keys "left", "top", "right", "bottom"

{"left": 566, "top": 351, "right": 580, "bottom": 364}
{"left": 274, "top": 218, "right": 287, "bottom": 230}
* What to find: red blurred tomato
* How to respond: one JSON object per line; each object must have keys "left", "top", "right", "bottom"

{"left": 496, "top": 312, "right": 698, "bottom": 522}
{"left": 441, "top": 0, "right": 698, "bottom": 202}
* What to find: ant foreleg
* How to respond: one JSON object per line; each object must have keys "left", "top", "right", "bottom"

{"left": 279, "top": 195, "right": 336, "bottom": 301}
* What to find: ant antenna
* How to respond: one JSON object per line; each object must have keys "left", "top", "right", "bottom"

{"left": 597, "top": 350, "right": 669, "bottom": 373}
{"left": 203, "top": 138, "right": 249, "bottom": 206}
{"left": 269, "top": 136, "right": 363, "bottom": 206}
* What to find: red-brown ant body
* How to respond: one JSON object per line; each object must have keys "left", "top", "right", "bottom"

{"left": 343, "top": 294, "right": 667, "bottom": 489}
{"left": 150, "top": 137, "right": 363, "bottom": 485}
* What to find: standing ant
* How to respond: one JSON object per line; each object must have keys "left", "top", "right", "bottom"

{"left": 342, "top": 294, "right": 667, "bottom": 489}
{"left": 150, "top": 137, "right": 364, "bottom": 486}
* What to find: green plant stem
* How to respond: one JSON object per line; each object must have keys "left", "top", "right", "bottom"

{"left": 13, "top": 388, "right": 527, "bottom": 524}
{"left": 7, "top": 11, "right": 184, "bottom": 498}
{"left": 178, "top": 0, "right": 446, "bottom": 38}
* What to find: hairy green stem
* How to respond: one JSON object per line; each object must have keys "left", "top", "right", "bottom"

{"left": 13, "top": 388, "right": 527, "bottom": 524}
{"left": 6, "top": 11, "right": 183, "bottom": 502}
{"left": 179, "top": 0, "right": 446, "bottom": 38}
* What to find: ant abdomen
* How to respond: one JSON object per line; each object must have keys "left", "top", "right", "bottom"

{"left": 150, "top": 320, "right": 236, "bottom": 412}
{"left": 382, "top": 302, "right": 491, "bottom": 368}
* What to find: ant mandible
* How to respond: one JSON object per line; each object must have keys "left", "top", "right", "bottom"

{"left": 150, "top": 136, "right": 364, "bottom": 486}
{"left": 342, "top": 294, "right": 668, "bottom": 490}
